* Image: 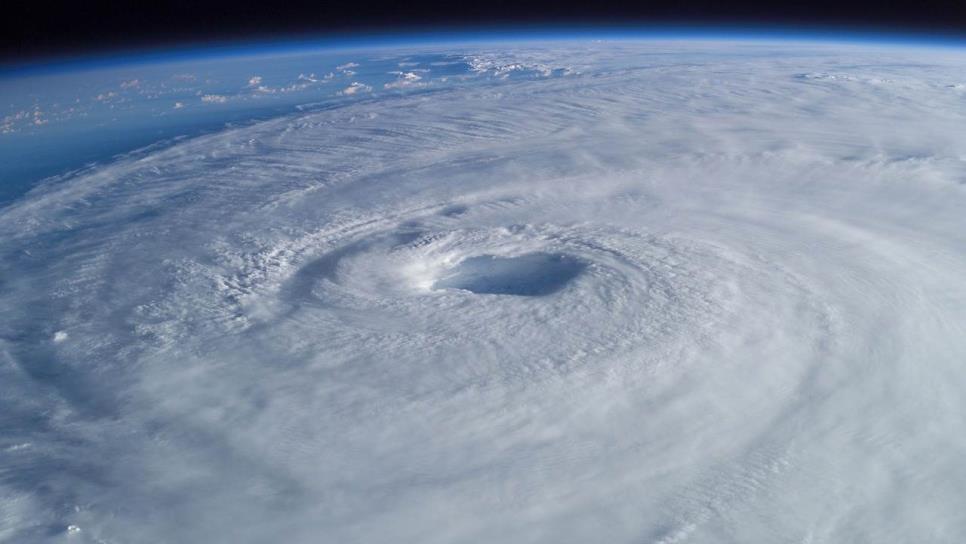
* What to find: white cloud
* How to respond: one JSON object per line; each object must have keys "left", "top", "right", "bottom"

{"left": 1, "top": 108, "right": 50, "bottom": 130}
{"left": 339, "top": 82, "right": 372, "bottom": 95}
{"left": 465, "top": 54, "right": 574, "bottom": 79}
{"left": 201, "top": 94, "right": 228, "bottom": 104}
{"left": 31, "top": 109, "right": 47, "bottom": 125}
{"left": 248, "top": 76, "right": 263, "bottom": 87}
{"left": 6, "top": 43, "right": 966, "bottom": 544}
{"left": 384, "top": 71, "right": 425, "bottom": 90}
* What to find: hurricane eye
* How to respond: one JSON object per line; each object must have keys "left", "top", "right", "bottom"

{"left": 433, "top": 252, "right": 585, "bottom": 296}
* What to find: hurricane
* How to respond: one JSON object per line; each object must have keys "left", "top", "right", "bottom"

{"left": 2, "top": 39, "right": 966, "bottom": 542}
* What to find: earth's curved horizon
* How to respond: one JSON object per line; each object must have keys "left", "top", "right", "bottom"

{"left": 2, "top": 33, "right": 966, "bottom": 543}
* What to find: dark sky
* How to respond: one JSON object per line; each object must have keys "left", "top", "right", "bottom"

{"left": 6, "top": 0, "right": 966, "bottom": 62}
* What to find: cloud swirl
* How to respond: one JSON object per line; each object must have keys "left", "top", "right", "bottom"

{"left": 2, "top": 41, "right": 966, "bottom": 542}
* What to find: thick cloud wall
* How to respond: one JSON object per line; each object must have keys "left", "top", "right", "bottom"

{"left": 3, "top": 42, "right": 966, "bottom": 543}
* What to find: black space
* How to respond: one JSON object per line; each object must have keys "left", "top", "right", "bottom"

{"left": 6, "top": 0, "right": 966, "bottom": 62}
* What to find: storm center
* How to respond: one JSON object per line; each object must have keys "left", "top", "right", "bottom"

{"left": 433, "top": 252, "right": 585, "bottom": 296}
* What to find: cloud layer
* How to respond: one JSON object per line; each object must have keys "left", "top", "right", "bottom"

{"left": 3, "top": 41, "right": 966, "bottom": 543}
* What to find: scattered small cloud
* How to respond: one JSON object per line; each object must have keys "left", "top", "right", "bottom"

{"left": 339, "top": 82, "right": 372, "bottom": 96}
{"left": 336, "top": 62, "right": 359, "bottom": 71}
{"left": 173, "top": 102, "right": 185, "bottom": 109}
{"left": 384, "top": 71, "right": 425, "bottom": 90}
{"left": 201, "top": 94, "right": 229, "bottom": 104}
{"left": 2, "top": 108, "right": 49, "bottom": 132}
{"left": 120, "top": 79, "right": 140, "bottom": 89}
{"left": 248, "top": 76, "right": 263, "bottom": 87}
{"left": 32, "top": 109, "right": 47, "bottom": 125}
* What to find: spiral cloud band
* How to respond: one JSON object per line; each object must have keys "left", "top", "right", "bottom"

{"left": 2, "top": 42, "right": 966, "bottom": 542}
